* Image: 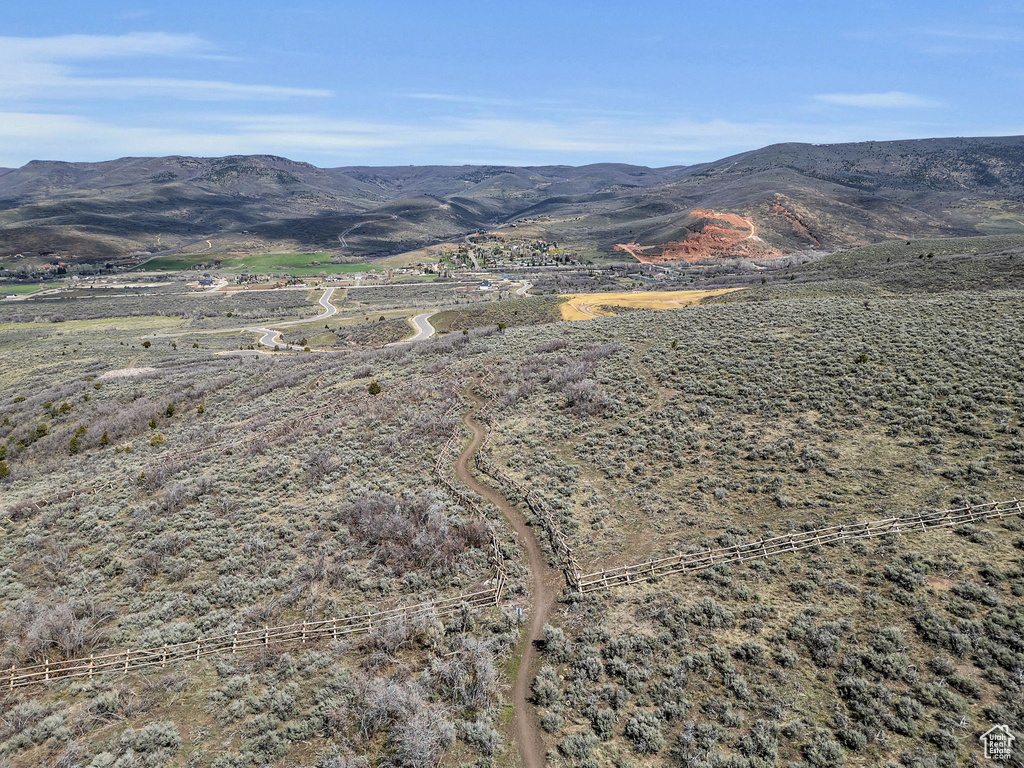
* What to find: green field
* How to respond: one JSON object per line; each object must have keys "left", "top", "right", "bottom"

{"left": 0, "top": 283, "right": 45, "bottom": 295}
{"left": 140, "top": 252, "right": 381, "bottom": 275}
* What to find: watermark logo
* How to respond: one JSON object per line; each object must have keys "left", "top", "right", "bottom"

{"left": 981, "top": 724, "right": 1015, "bottom": 761}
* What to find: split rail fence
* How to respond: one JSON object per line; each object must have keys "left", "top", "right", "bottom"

{"left": 8, "top": 373, "right": 1022, "bottom": 690}
{"left": 470, "top": 388, "right": 583, "bottom": 591}
{"left": 431, "top": 396, "right": 510, "bottom": 590}
{"left": 576, "top": 497, "right": 1024, "bottom": 594}
{"left": 5, "top": 585, "right": 500, "bottom": 691}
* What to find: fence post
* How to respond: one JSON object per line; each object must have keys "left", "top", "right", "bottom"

{"left": 89, "top": 655, "right": 95, "bottom": 679}
{"left": 302, "top": 621, "right": 307, "bottom": 643}
{"left": 196, "top": 641, "right": 201, "bottom": 660}
{"left": 564, "top": 567, "right": 581, "bottom": 593}
{"left": 264, "top": 626, "right": 269, "bottom": 646}
{"left": 8, "top": 664, "right": 14, "bottom": 691}
{"left": 232, "top": 633, "right": 238, "bottom": 653}
{"left": 124, "top": 650, "right": 130, "bottom": 673}
{"left": 44, "top": 658, "right": 49, "bottom": 682}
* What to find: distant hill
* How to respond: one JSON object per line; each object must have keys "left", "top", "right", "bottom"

{"left": 2, "top": 136, "right": 1024, "bottom": 264}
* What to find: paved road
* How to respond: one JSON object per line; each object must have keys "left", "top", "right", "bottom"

{"left": 249, "top": 287, "right": 338, "bottom": 349}
{"left": 146, "top": 287, "right": 339, "bottom": 350}
{"left": 516, "top": 281, "right": 532, "bottom": 297}
{"left": 386, "top": 311, "right": 438, "bottom": 345}
{"left": 408, "top": 312, "right": 437, "bottom": 341}
{"left": 271, "top": 287, "right": 337, "bottom": 328}
{"left": 255, "top": 329, "right": 304, "bottom": 350}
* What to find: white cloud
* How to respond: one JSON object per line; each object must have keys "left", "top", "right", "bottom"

{"left": 0, "top": 33, "right": 330, "bottom": 101}
{"left": 0, "top": 32, "right": 208, "bottom": 60}
{"left": 69, "top": 78, "right": 330, "bottom": 100}
{"left": 814, "top": 91, "right": 941, "bottom": 108}
{"left": 0, "top": 110, "right": 880, "bottom": 167}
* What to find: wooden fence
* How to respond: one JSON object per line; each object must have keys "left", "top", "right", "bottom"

{"left": 576, "top": 497, "right": 1024, "bottom": 593}
{"left": 469, "top": 390, "right": 583, "bottom": 592}
{"left": 9, "top": 370, "right": 1021, "bottom": 690}
{"left": 432, "top": 396, "right": 510, "bottom": 587}
{"left": 5, "top": 372, "right": 502, "bottom": 691}
{"left": 4, "top": 584, "right": 502, "bottom": 691}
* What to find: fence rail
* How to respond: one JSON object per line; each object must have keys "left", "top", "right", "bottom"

{"left": 576, "top": 498, "right": 1024, "bottom": 593}
{"left": 5, "top": 367, "right": 499, "bottom": 691}
{"left": 472, "top": 428, "right": 582, "bottom": 590}
{"left": 9, "top": 371, "right": 1022, "bottom": 690}
{"left": 4, "top": 584, "right": 501, "bottom": 691}
{"left": 432, "top": 390, "right": 509, "bottom": 587}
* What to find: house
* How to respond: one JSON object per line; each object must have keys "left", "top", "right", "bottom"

{"left": 477, "top": 280, "right": 492, "bottom": 291}
{"left": 198, "top": 277, "right": 214, "bottom": 286}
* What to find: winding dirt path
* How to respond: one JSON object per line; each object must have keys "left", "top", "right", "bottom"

{"left": 337, "top": 215, "right": 398, "bottom": 248}
{"left": 455, "top": 387, "right": 554, "bottom": 768}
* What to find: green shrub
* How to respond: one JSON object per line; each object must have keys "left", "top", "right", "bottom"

{"left": 531, "top": 666, "right": 563, "bottom": 706}
{"left": 803, "top": 729, "right": 844, "bottom": 767}
{"left": 624, "top": 710, "right": 665, "bottom": 754}
{"left": 558, "top": 732, "right": 597, "bottom": 759}
{"left": 120, "top": 721, "right": 181, "bottom": 754}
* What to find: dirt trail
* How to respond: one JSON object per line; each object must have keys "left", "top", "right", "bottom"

{"left": 456, "top": 387, "right": 553, "bottom": 768}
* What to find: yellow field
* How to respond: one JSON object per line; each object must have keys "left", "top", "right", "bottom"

{"left": 559, "top": 288, "right": 741, "bottom": 321}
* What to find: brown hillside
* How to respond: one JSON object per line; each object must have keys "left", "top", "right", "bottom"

{"left": 616, "top": 208, "right": 782, "bottom": 263}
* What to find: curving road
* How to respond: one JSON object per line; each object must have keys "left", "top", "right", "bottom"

{"left": 255, "top": 329, "right": 304, "bottom": 350}
{"left": 249, "top": 287, "right": 337, "bottom": 349}
{"left": 386, "top": 311, "right": 438, "bottom": 345}
{"left": 407, "top": 312, "right": 437, "bottom": 341}
{"left": 147, "top": 287, "right": 338, "bottom": 350}
{"left": 271, "top": 287, "right": 338, "bottom": 328}
{"left": 516, "top": 281, "right": 532, "bottom": 297}
{"left": 457, "top": 387, "right": 553, "bottom": 768}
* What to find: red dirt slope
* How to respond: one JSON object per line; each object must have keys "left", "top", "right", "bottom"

{"left": 616, "top": 208, "right": 783, "bottom": 263}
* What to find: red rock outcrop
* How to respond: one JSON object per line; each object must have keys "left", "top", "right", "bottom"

{"left": 615, "top": 209, "right": 782, "bottom": 264}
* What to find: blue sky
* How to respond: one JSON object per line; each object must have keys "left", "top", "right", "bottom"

{"left": 1, "top": 0, "right": 1022, "bottom": 167}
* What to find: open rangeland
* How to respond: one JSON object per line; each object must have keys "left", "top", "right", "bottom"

{"left": 2, "top": 237, "right": 1024, "bottom": 768}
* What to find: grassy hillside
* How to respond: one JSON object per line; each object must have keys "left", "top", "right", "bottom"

{"left": 431, "top": 296, "right": 565, "bottom": 333}
{"left": 142, "top": 252, "right": 379, "bottom": 276}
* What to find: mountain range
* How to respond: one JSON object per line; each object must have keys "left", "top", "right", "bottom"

{"left": 2, "top": 135, "right": 1024, "bottom": 264}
